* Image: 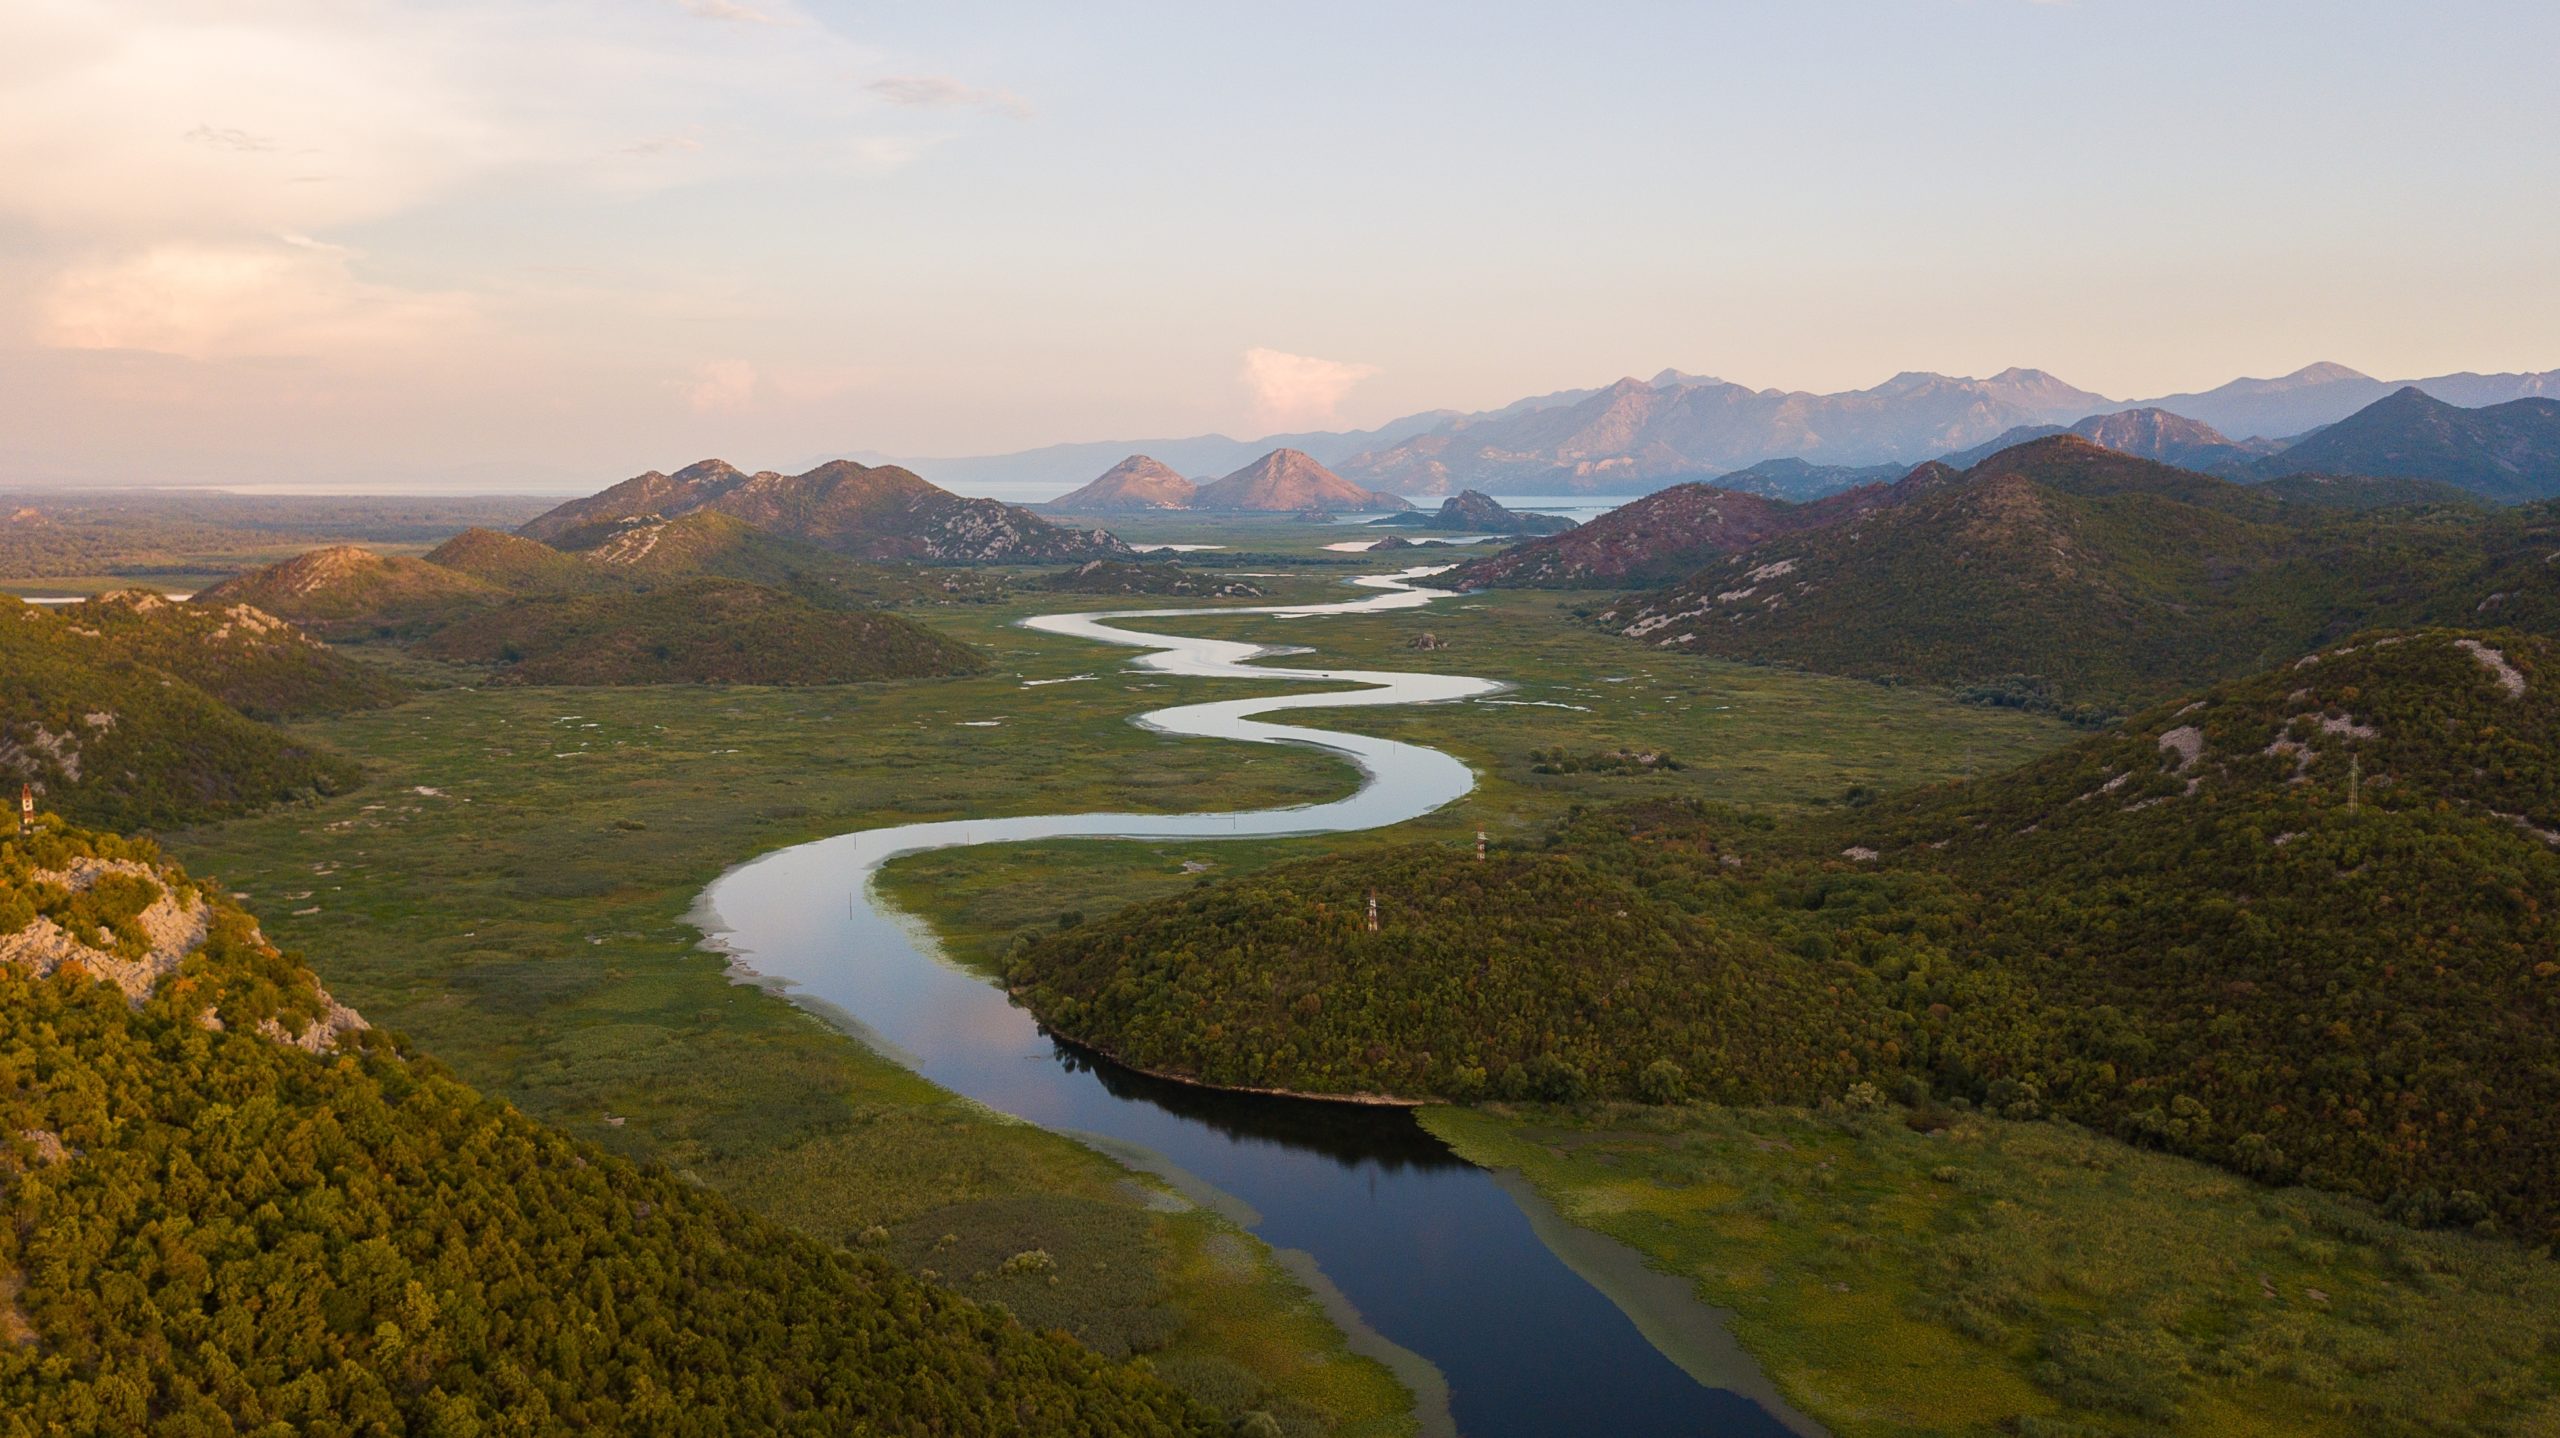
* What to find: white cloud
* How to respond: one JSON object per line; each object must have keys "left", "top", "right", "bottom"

{"left": 1239, "top": 347, "right": 1381, "bottom": 432}
{"left": 0, "top": 0, "right": 921, "bottom": 366}
{"left": 866, "top": 74, "right": 1031, "bottom": 120}
{"left": 37, "top": 237, "right": 476, "bottom": 360}
{"left": 679, "top": 358, "right": 760, "bottom": 413}
{"left": 672, "top": 358, "right": 878, "bottom": 413}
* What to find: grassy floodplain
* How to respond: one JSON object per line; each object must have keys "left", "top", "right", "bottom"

{"left": 168, "top": 585, "right": 1417, "bottom": 1438}
{"left": 878, "top": 586, "right": 2068, "bottom": 966}
{"left": 165, "top": 560, "right": 2072, "bottom": 1434}
{"left": 1423, "top": 1103, "right": 2560, "bottom": 1438}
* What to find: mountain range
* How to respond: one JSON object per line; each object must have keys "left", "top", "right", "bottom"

{"left": 1534, "top": 434, "right": 2560, "bottom": 711}
{"left": 886, "top": 362, "right": 2560, "bottom": 496}
{"left": 522, "top": 458, "right": 1127, "bottom": 563}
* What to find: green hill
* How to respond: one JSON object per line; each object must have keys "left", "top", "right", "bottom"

{"left": 61, "top": 590, "right": 404, "bottom": 720}
{"left": 415, "top": 578, "right": 985, "bottom": 684}
{"left": 1012, "top": 629, "right": 2560, "bottom": 1242}
{"left": 1602, "top": 436, "right": 2543, "bottom": 714}
{"left": 193, "top": 545, "right": 504, "bottom": 639}
{"left": 559, "top": 510, "right": 1004, "bottom": 606}
{"left": 2253, "top": 470, "right": 2487, "bottom": 511}
{"left": 0, "top": 597, "right": 358, "bottom": 830}
{"left": 0, "top": 821, "right": 1215, "bottom": 1434}
{"left": 2266, "top": 388, "right": 2560, "bottom": 502}
{"left": 422, "top": 526, "right": 609, "bottom": 593}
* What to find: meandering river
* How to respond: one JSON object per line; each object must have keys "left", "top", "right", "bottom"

{"left": 695, "top": 570, "right": 1822, "bottom": 1438}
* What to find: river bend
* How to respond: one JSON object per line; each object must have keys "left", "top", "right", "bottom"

{"left": 695, "top": 570, "right": 1819, "bottom": 1438}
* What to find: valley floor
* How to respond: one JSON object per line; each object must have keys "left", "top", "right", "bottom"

{"left": 52, "top": 449, "right": 2560, "bottom": 1436}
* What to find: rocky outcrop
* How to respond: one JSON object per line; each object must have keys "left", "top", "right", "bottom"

{"left": 1371, "top": 490, "right": 1574, "bottom": 535}
{"left": 2, "top": 858, "right": 211, "bottom": 1002}
{"left": 2, "top": 852, "right": 366, "bottom": 1049}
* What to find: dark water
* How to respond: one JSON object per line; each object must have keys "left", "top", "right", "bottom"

{"left": 696, "top": 574, "right": 1819, "bottom": 1438}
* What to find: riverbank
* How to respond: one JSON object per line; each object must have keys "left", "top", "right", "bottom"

{"left": 1425, "top": 1103, "right": 2560, "bottom": 1438}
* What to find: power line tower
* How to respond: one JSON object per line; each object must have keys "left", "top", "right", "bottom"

{"left": 1366, "top": 890, "right": 1379, "bottom": 933}
{"left": 16, "top": 783, "right": 32, "bottom": 836}
{"left": 1476, "top": 830, "right": 1487, "bottom": 861}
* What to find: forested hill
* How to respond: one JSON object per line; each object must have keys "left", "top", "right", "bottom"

{"left": 416, "top": 577, "right": 986, "bottom": 685}
{"left": 200, "top": 524, "right": 999, "bottom": 681}
{"left": 519, "top": 457, "right": 1130, "bottom": 563}
{"left": 60, "top": 590, "right": 404, "bottom": 720}
{"left": 0, "top": 596, "right": 363, "bottom": 830}
{"left": 1602, "top": 436, "right": 2560, "bottom": 714}
{"left": 1013, "top": 629, "right": 2560, "bottom": 1243}
{"left": 0, "top": 820, "right": 1217, "bottom": 1434}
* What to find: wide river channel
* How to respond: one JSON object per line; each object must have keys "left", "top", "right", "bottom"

{"left": 695, "top": 569, "right": 1824, "bottom": 1438}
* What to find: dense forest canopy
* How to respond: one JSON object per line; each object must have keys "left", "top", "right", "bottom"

{"left": 0, "top": 823, "right": 1218, "bottom": 1435}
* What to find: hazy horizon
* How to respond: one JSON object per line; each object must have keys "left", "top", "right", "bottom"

{"left": 6, "top": 1, "right": 2557, "bottom": 492}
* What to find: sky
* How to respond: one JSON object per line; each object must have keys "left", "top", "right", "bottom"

{"left": 3, "top": 0, "right": 2556, "bottom": 491}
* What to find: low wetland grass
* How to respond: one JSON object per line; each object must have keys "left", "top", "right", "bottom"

{"left": 169, "top": 595, "right": 1404, "bottom": 1435}
{"left": 1422, "top": 1103, "right": 2560, "bottom": 1438}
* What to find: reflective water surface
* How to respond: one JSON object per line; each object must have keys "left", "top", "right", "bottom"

{"left": 697, "top": 571, "right": 1821, "bottom": 1438}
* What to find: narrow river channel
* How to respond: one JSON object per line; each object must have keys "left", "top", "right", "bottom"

{"left": 694, "top": 569, "right": 1824, "bottom": 1438}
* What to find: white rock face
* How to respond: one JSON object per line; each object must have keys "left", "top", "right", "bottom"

{"left": 2456, "top": 639, "right": 2527, "bottom": 698}
{"left": 3, "top": 855, "right": 367, "bottom": 1049}
{"left": 0, "top": 858, "right": 208, "bottom": 1003}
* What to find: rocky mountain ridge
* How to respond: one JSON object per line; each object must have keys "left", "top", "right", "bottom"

{"left": 522, "top": 457, "right": 1128, "bottom": 563}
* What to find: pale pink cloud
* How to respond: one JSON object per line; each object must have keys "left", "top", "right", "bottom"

{"left": 38, "top": 237, "right": 475, "bottom": 360}
{"left": 680, "top": 359, "right": 760, "bottom": 414}
{"left": 1239, "top": 347, "right": 1381, "bottom": 432}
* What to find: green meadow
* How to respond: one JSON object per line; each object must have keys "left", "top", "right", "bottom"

{"left": 1424, "top": 1103, "right": 2560, "bottom": 1438}
{"left": 164, "top": 566, "right": 2071, "bottom": 1435}
{"left": 879, "top": 586, "right": 2066, "bottom": 971}
{"left": 167, "top": 598, "right": 1409, "bottom": 1438}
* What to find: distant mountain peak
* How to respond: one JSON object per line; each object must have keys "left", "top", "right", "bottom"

{"left": 1648, "top": 368, "right": 1727, "bottom": 389}
{"left": 1045, "top": 454, "right": 1199, "bottom": 513}
{"left": 1191, "top": 448, "right": 1411, "bottom": 512}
